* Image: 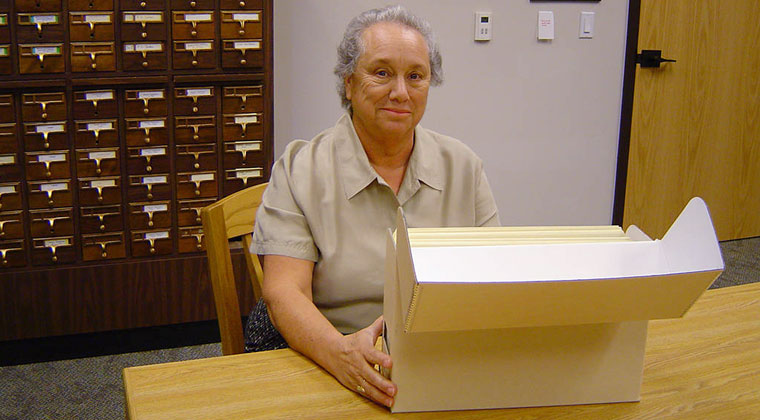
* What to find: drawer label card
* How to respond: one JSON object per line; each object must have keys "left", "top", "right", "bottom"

{"left": 125, "top": 43, "right": 163, "bottom": 53}
{"left": 144, "top": 231, "right": 169, "bottom": 240}
{"left": 143, "top": 204, "right": 168, "bottom": 213}
{"left": 184, "top": 13, "right": 213, "bottom": 22}
{"left": 233, "top": 41, "right": 261, "bottom": 50}
{"left": 44, "top": 238, "right": 69, "bottom": 247}
{"left": 0, "top": 155, "right": 15, "bottom": 165}
{"left": 233, "top": 13, "right": 260, "bottom": 22}
{"left": 31, "top": 46, "right": 61, "bottom": 56}
{"left": 0, "top": 47, "right": 8, "bottom": 57}
{"left": 89, "top": 179, "right": 116, "bottom": 188}
{"left": 190, "top": 173, "right": 214, "bottom": 182}
{"left": 85, "top": 91, "right": 114, "bottom": 101}
{"left": 87, "top": 122, "right": 114, "bottom": 131}
{"left": 37, "top": 153, "right": 66, "bottom": 163}
{"left": 235, "top": 168, "right": 262, "bottom": 179}
{"left": 184, "top": 88, "right": 212, "bottom": 97}
{"left": 40, "top": 182, "right": 68, "bottom": 192}
{"left": 140, "top": 147, "right": 166, "bottom": 156}
{"left": 35, "top": 124, "right": 65, "bottom": 134}
{"left": 88, "top": 151, "right": 116, "bottom": 160}
{"left": 84, "top": 14, "right": 112, "bottom": 23}
{"left": 0, "top": 185, "right": 16, "bottom": 194}
{"left": 124, "top": 13, "right": 163, "bottom": 23}
{"left": 142, "top": 176, "right": 167, "bottom": 184}
{"left": 31, "top": 15, "right": 60, "bottom": 24}
{"left": 138, "top": 120, "right": 165, "bottom": 129}
{"left": 234, "top": 115, "right": 258, "bottom": 124}
{"left": 234, "top": 141, "right": 262, "bottom": 152}
{"left": 0, "top": 15, "right": 6, "bottom": 25}
{"left": 184, "top": 42, "right": 213, "bottom": 51}
{"left": 137, "top": 91, "right": 164, "bottom": 100}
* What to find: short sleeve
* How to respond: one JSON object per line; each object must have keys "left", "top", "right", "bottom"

{"left": 475, "top": 167, "right": 500, "bottom": 227}
{"left": 249, "top": 141, "right": 319, "bottom": 261}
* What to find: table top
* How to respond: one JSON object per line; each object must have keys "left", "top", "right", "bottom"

{"left": 123, "top": 282, "right": 760, "bottom": 419}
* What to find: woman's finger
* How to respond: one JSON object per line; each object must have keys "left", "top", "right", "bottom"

{"left": 355, "top": 376, "right": 394, "bottom": 407}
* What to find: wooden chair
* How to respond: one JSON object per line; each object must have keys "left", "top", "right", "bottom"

{"left": 201, "top": 183, "right": 267, "bottom": 355}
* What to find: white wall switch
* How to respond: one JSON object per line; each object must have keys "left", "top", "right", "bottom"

{"left": 475, "top": 12, "right": 492, "bottom": 41}
{"left": 580, "top": 12, "right": 595, "bottom": 39}
{"left": 537, "top": 11, "right": 554, "bottom": 40}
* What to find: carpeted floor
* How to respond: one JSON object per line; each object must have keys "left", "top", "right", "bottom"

{"left": 0, "top": 237, "right": 757, "bottom": 420}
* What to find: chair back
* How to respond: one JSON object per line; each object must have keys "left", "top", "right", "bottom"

{"left": 201, "top": 183, "right": 267, "bottom": 355}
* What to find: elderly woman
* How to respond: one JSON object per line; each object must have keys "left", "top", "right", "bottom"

{"left": 247, "top": 5, "right": 499, "bottom": 407}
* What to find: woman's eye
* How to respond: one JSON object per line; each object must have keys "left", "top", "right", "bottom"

{"left": 376, "top": 70, "right": 388, "bottom": 77}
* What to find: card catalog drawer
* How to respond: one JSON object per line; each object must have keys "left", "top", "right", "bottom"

{"left": 129, "top": 201, "right": 170, "bottom": 229}
{"left": 30, "top": 207, "right": 73, "bottom": 236}
{"left": 125, "top": 118, "right": 167, "bottom": 146}
{"left": 223, "top": 167, "right": 263, "bottom": 195}
{"left": 0, "top": 153, "right": 20, "bottom": 180}
{"left": 76, "top": 147, "right": 119, "bottom": 177}
{"left": 0, "top": 14, "right": 10, "bottom": 43}
{"left": 121, "top": 0, "right": 163, "bottom": 10}
{"left": 0, "top": 44, "right": 10, "bottom": 74}
{"left": 175, "top": 115, "right": 215, "bottom": 144}
{"left": 177, "top": 171, "right": 216, "bottom": 199}
{"left": 172, "top": 11, "right": 215, "bottom": 39}
{"left": 17, "top": 12, "right": 64, "bottom": 42}
{"left": 68, "top": 0, "right": 112, "bottom": 11}
{"left": 174, "top": 86, "right": 215, "bottom": 115}
{"left": 19, "top": 43, "right": 64, "bottom": 73}
{"left": 69, "top": 12, "right": 114, "bottom": 41}
{"left": 25, "top": 150, "right": 70, "bottom": 180}
{"left": 223, "top": 140, "right": 264, "bottom": 168}
{"left": 32, "top": 236, "right": 75, "bottom": 265}
{"left": 0, "top": 182, "right": 23, "bottom": 210}
{"left": 122, "top": 41, "right": 166, "bottom": 70}
{"left": 221, "top": 11, "right": 262, "bottom": 39}
{"left": 71, "top": 42, "right": 115, "bottom": 72}
{"left": 171, "top": 0, "right": 215, "bottom": 10}
{"left": 82, "top": 232, "right": 125, "bottom": 261}
{"left": 74, "top": 119, "right": 118, "bottom": 147}
{"left": 15, "top": 0, "right": 62, "bottom": 12}
{"left": 128, "top": 174, "right": 170, "bottom": 201}
{"left": 80, "top": 205, "right": 123, "bottom": 233}
{"left": 0, "top": 211, "right": 23, "bottom": 239}
{"left": 0, "top": 94, "right": 13, "bottom": 123}
{"left": 176, "top": 143, "right": 216, "bottom": 172}
{"left": 122, "top": 11, "right": 165, "bottom": 40}
{"left": 222, "top": 113, "right": 262, "bottom": 140}
{"left": 74, "top": 90, "right": 117, "bottom": 119}
{"left": 222, "top": 39, "right": 263, "bottom": 69}
{"left": 125, "top": 89, "right": 167, "bottom": 117}
{"left": 173, "top": 40, "right": 215, "bottom": 69}
{"left": 127, "top": 146, "right": 169, "bottom": 174}
{"left": 0, "top": 240, "right": 26, "bottom": 268}
{"left": 23, "top": 121, "right": 67, "bottom": 150}
{"left": 22, "top": 92, "right": 66, "bottom": 121}
{"left": 0, "top": 123, "right": 17, "bottom": 153}
{"left": 131, "top": 229, "right": 172, "bottom": 257}
{"left": 178, "top": 198, "right": 214, "bottom": 226}
{"left": 222, "top": 85, "right": 263, "bottom": 114}
{"left": 220, "top": 0, "right": 263, "bottom": 9}
{"left": 28, "top": 180, "right": 72, "bottom": 208}
{"left": 78, "top": 176, "right": 121, "bottom": 205}
{"left": 178, "top": 226, "right": 204, "bottom": 253}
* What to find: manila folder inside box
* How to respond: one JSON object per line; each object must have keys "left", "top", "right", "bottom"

{"left": 383, "top": 197, "right": 724, "bottom": 413}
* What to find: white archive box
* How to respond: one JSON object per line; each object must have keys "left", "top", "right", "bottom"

{"left": 382, "top": 197, "right": 724, "bottom": 413}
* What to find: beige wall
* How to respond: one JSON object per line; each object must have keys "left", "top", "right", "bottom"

{"left": 273, "top": 1, "right": 629, "bottom": 225}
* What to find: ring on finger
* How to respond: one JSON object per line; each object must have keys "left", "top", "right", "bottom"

{"left": 356, "top": 383, "right": 366, "bottom": 394}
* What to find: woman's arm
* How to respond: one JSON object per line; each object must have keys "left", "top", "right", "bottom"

{"left": 261, "top": 254, "right": 397, "bottom": 407}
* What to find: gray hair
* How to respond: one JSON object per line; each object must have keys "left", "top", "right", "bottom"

{"left": 334, "top": 5, "right": 443, "bottom": 110}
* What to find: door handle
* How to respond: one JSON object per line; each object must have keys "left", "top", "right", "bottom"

{"left": 636, "top": 50, "right": 676, "bottom": 68}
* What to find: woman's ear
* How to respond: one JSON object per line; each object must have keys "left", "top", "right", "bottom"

{"left": 344, "top": 76, "right": 353, "bottom": 102}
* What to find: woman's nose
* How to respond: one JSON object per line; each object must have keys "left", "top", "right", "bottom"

{"left": 389, "top": 76, "right": 410, "bottom": 101}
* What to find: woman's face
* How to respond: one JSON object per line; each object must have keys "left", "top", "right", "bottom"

{"left": 345, "top": 22, "right": 431, "bottom": 143}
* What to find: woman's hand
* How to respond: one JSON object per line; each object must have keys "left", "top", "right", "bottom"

{"left": 327, "top": 316, "right": 397, "bottom": 407}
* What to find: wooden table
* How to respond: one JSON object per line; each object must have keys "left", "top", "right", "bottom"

{"left": 123, "top": 282, "right": 760, "bottom": 419}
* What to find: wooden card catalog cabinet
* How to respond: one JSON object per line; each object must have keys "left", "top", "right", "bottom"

{"left": 82, "top": 232, "right": 125, "bottom": 261}
{"left": 123, "top": 41, "right": 165, "bottom": 70}
{"left": 175, "top": 115, "right": 215, "bottom": 143}
{"left": 125, "top": 89, "right": 167, "bottom": 116}
{"left": 177, "top": 171, "right": 216, "bottom": 199}
{"left": 0, "top": 240, "right": 25, "bottom": 268}
{"left": 224, "top": 167, "right": 262, "bottom": 194}
{"left": 15, "top": 0, "right": 62, "bottom": 12}
{"left": 125, "top": 118, "right": 167, "bottom": 146}
{"left": 32, "top": 236, "right": 75, "bottom": 265}
{"left": 122, "top": 11, "right": 165, "bottom": 40}
{"left": 172, "top": 11, "right": 215, "bottom": 39}
{"left": 76, "top": 148, "right": 119, "bottom": 176}
{"left": 177, "top": 198, "right": 213, "bottom": 226}
{"left": 223, "top": 85, "right": 263, "bottom": 113}
{"left": 23, "top": 122, "right": 67, "bottom": 150}
{"left": 0, "top": 153, "right": 20, "bottom": 180}
{"left": 22, "top": 92, "right": 66, "bottom": 121}
{"left": 0, "top": 95, "right": 13, "bottom": 123}
{"left": 17, "top": 12, "right": 63, "bottom": 42}
{"left": 19, "top": 43, "right": 64, "bottom": 73}
{"left": 28, "top": 180, "right": 72, "bottom": 208}
{"left": 224, "top": 140, "right": 263, "bottom": 168}
{"left": 74, "top": 120, "right": 118, "bottom": 147}
{"left": 175, "top": 87, "right": 215, "bottom": 115}
{"left": 80, "top": 205, "right": 123, "bottom": 233}
{"left": 78, "top": 177, "right": 120, "bottom": 205}
{"left": 128, "top": 174, "right": 170, "bottom": 201}
{"left": 131, "top": 229, "right": 172, "bottom": 256}
{"left": 222, "top": 39, "right": 262, "bottom": 68}
{"left": 73, "top": 90, "right": 117, "bottom": 119}
{"left": 0, "top": 183, "right": 23, "bottom": 210}
{"left": 71, "top": 42, "right": 115, "bottom": 72}
{"left": 127, "top": 146, "right": 169, "bottom": 174}
{"left": 223, "top": 112, "right": 262, "bottom": 140}
{"left": 221, "top": 11, "right": 261, "bottom": 38}
{"left": 69, "top": 12, "right": 114, "bottom": 41}
{"left": 129, "top": 201, "right": 170, "bottom": 229}
{"left": 0, "top": 211, "right": 23, "bottom": 239}
{"left": 176, "top": 143, "right": 216, "bottom": 172}
{"left": 30, "top": 207, "right": 73, "bottom": 236}
{"left": 0, "top": 124, "right": 16, "bottom": 153}
{"left": 178, "top": 226, "right": 204, "bottom": 253}
{"left": 173, "top": 40, "right": 215, "bottom": 69}
{"left": 0, "top": 44, "right": 10, "bottom": 75}
{"left": 25, "top": 151, "right": 69, "bottom": 179}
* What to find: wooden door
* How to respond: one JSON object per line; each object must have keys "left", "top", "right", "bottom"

{"left": 623, "top": 0, "right": 760, "bottom": 241}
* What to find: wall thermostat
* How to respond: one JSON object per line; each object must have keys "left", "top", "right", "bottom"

{"left": 475, "top": 12, "right": 492, "bottom": 41}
